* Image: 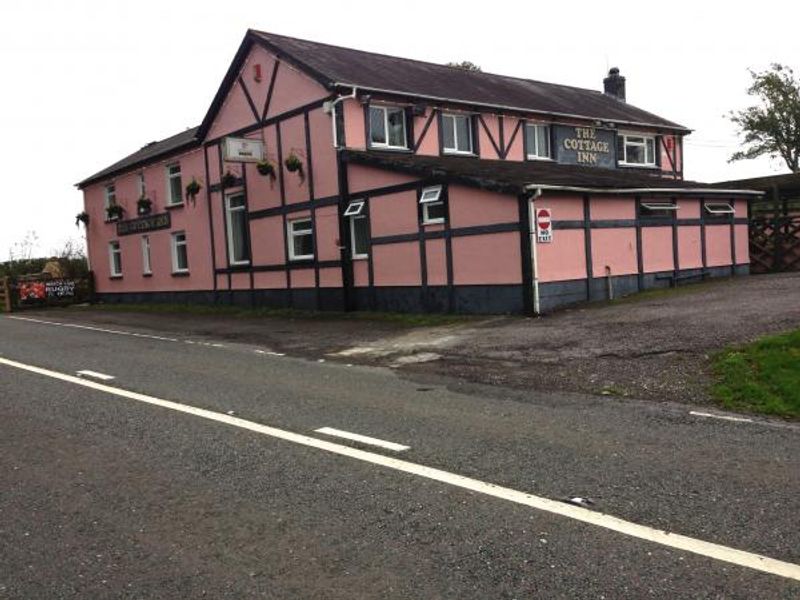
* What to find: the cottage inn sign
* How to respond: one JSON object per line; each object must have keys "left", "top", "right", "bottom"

{"left": 553, "top": 125, "right": 615, "bottom": 168}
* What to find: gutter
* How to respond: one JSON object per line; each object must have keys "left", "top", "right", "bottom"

{"left": 523, "top": 184, "right": 765, "bottom": 196}
{"left": 332, "top": 82, "right": 692, "bottom": 134}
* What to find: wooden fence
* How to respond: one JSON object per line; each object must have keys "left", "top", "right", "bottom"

{"left": 1, "top": 277, "right": 11, "bottom": 313}
{"left": 749, "top": 198, "right": 800, "bottom": 273}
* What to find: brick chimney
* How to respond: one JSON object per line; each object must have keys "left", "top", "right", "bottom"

{"left": 603, "top": 67, "right": 626, "bottom": 102}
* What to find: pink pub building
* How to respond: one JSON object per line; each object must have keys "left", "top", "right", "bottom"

{"left": 77, "top": 30, "right": 760, "bottom": 314}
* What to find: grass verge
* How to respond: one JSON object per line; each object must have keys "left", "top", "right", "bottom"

{"left": 711, "top": 328, "right": 800, "bottom": 419}
{"left": 68, "top": 302, "right": 473, "bottom": 328}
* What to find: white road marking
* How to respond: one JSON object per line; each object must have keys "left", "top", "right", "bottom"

{"left": 1, "top": 355, "right": 798, "bottom": 583}
{"left": 315, "top": 427, "right": 410, "bottom": 452}
{"left": 7, "top": 316, "right": 179, "bottom": 343}
{"left": 690, "top": 411, "right": 754, "bottom": 424}
{"left": 76, "top": 370, "right": 115, "bottom": 381}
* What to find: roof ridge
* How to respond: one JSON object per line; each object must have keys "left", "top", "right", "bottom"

{"left": 251, "top": 29, "right": 604, "bottom": 96}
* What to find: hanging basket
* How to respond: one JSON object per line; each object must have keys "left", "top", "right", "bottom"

{"left": 256, "top": 160, "right": 276, "bottom": 178}
{"left": 186, "top": 179, "right": 202, "bottom": 199}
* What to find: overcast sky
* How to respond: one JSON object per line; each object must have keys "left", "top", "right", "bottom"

{"left": 1, "top": 0, "right": 798, "bottom": 258}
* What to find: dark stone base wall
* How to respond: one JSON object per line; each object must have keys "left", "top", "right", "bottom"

{"left": 96, "top": 265, "right": 749, "bottom": 315}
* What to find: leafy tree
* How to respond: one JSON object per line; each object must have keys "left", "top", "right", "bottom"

{"left": 728, "top": 63, "right": 800, "bottom": 172}
{"left": 446, "top": 61, "right": 482, "bottom": 72}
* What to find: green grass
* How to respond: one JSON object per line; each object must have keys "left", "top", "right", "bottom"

{"left": 712, "top": 329, "right": 800, "bottom": 419}
{"left": 70, "top": 302, "right": 473, "bottom": 328}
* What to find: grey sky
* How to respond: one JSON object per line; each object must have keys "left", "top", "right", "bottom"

{"left": 1, "top": 0, "right": 798, "bottom": 258}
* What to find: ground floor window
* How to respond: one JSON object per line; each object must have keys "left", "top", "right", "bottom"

{"left": 639, "top": 201, "right": 678, "bottom": 219}
{"left": 420, "top": 185, "right": 445, "bottom": 224}
{"left": 109, "top": 241, "right": 122, "bottom": 276}
{"left": 171, "top": 231, "right": 189, "bottom": 273}
{"left": 141, "top": 235, "right": 152, "bottom": 275}
{"left": 225, "top": 193, "right": 249, "bottom": 265}
{"left": 288, "top": 218, "right": 314, "bottom": 260}
{"left": 344, "top": 200, "right": 369, "bottom": 258}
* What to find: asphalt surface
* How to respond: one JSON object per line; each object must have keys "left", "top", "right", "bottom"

{"left": 0, "top": 315, "right": 798, "bottom": 598}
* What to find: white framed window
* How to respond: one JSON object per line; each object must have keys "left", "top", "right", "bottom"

{"left": 287, "top": 218, "right": 314, "bottom": 260}
{"left": 141, "top": 235, "right": 152, "bottom": 275}
{"left": 225, "top": 193, "right": 250, "bottom": 265}
{"left": 639, "top": 201, "right": 678, "bottom": 218}
{"left": 108, "top": 241, "right": 122, "bottom": 277}
{"left": 419, "top": 185, "right": 445, "bottom": 224}
{"left": 441, "top": 113, "right": 474, "bottom": 154}
{"left": 343, "top": 200, "right": 365, "bottom": 217}
{"left": 171, "top": 231, "right": 189, "bottom": 273}
{"left": 137, "top": 172, "right": 146, "bottom": 198}
{"left": 704, "top": 201, "right": 735, "bottom": 215}
{"left": 166, "top": 163, "right": 183, "bottom": 205}
{"left": 104, "top": 184, "right": 116, "bottom": 210}
{"left": 618, "top": 134, "right": 656, "bottom": 166}
{"left": 350, "top": 214, "right": 369, "bottom": 259}
{"left": 369, "top": 105, "right": 407, "bottom": 149}
{"left": 525, "top": 123, "right": 551, "bottom": 160}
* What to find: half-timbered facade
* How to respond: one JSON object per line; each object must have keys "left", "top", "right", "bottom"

{"left": 77, "top": 30, "right": 759, "bottom": 314}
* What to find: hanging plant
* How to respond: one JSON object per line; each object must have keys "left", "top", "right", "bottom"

{"left": 75, "top": 211, "right": 90, "bottom": 227}
{"left": 221, "top": 171, "right": 238, "bottom": 188}
{"left": 284, "top": 153, "right": 303, "bottom": 173}
{"left": 186, "top": 178, "right": 202, "bottom": 201}
{"left": 256, "top": 160, "right": 276, "bottom": 178}
{"left": 106, "top": 204, "right": 124, "bottom": 221}
{"left": 137, "top": 196, "right": 152, "bottom": 215}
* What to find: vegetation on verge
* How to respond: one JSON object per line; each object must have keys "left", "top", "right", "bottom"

{"left": 712, "top": 328, "right": 800, "bottom": 418}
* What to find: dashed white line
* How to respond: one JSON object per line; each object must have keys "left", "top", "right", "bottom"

{"left": 76, "top": 370, "right": 115, "bottom": 381}
{"left": 7, "top": 316, "right": 179, "bottom": 343}
{"left": 689, "top": 411, "right": 754, "bottom": 424}
{"left": 315, "top": 427, "right": 410, "bottom": 452}
{"left": 1, "top": 354, "right": 798, "bottom": 582}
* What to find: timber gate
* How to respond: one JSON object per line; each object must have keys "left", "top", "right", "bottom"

{"left": 749, "top": 198, "right": 800, "bottom": 273}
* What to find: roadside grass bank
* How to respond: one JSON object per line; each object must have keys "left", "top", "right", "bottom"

{"left": 68, "top": 302, "right": 473, "bottom": 328}
{"left": 712, "top": 328, "right": 800, "bottom": 419}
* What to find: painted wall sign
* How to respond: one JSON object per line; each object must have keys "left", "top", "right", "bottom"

{"left": 116, "top": 212, "right": 171, "bottom": 236}
{"left": 536, "top": 207, "right": 553, "bottom": 243}
{"left": 223, "top": 137, "right": 265, "bottom": 163}
{"left": 554, "top": 125, "right": 616, "bottom": 168}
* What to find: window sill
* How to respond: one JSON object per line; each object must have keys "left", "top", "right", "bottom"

{"left": 289, "top": 256, "right": 315, "bottom": 263}
{"left": 368, "top": 146, "right": 412, "bottom": 153}
{"left": 526, "top": 155, "right": 554, "bottom": 162}
{"left": 618, "top": 163, "right": 658, "bottom": 169}
{"left": 171, "top": 271, "right": 190, "bottom": 277}
{"left": 228, "top": 261, "right": 251, "bottom": 269}
{"left": 422, "top": 219, "right": 445, "bottom": 226}
{"left": 165, "top": 202, "right": 184, "bottom": 210}
{"left": 143, "top": 272, "right": 153, "bottom": 278}
{"left": 109, "top": 275, "right": 123, "bottom": 280}
{"left": 352, "top": 255, "right": 369, "bottom": 261}
{"left": 443, "top": 150, "right": 476, "bottom": 157}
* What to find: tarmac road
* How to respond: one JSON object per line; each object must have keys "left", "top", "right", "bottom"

{"left": 0, "top": 315, "right": 798, "bottom": 598}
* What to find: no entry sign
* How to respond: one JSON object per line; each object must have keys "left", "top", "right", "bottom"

{"left": 536, "top": 207, "right": 553, "bottom": 243}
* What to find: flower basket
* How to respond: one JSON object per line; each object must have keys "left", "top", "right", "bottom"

{"left": 221, "top": 171, "right": 238, "bottom": 188}
{"left": 284, "top": 154, "right": 303, "bottom": 173}
{"left": 106, "top": 204, "right": 124, "bottom": 221}
{"left": 137, "top": 197, "right": 152, "bottom": 215}
{"left": 75, "top": 211, "right": 90, "bottom": 227}
{"left": 256, "top": 160, "right": 275, "bottom": 178}
{"left": 186, "top": 179, "right": 202, "bottom": 200}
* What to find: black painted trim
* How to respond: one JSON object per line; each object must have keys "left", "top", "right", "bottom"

{"left": 248, "top": 195, "right": 339, "bottom": 220}
{"left": 262, "top": 59, "right": 280, "bottom": 120}
{"left": 413, "top": 109, "right": 437, "bottom": 153}
{"left": 371, "top": 221, "right": 520, "bottom": 246}
{"left": 203, "top": 145, "right": 218, "bottom": 291}
{"left": 518, "top": 193, "right": 534, "bottom": 315}
{"left": 502, "top": 119, "right": 523, "bottom": 159}
{"left": 237, "top": 76, "right": 261, "bottom": 123}
{"left": 635, "top": 196, "right": 644, "bottom": 291}
{"left": 582, "top": 195, "right": 593, "bottom": 299}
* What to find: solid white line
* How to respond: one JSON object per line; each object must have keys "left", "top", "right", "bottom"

{"left": 315, "top": 427, "right": 410, "bottom": 451}
{"left": 76, "top": 370, "right": 115, "bottom": 381}
{"left": 6, "top": 316, "right": 179, "bottom": 343}
{"left": 690, "top": 411, "right": 754, "bottom": 424}
{"left": 0, "top": 355, "right": 798, "bottom": 582}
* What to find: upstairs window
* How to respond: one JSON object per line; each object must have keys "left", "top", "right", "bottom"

{"left": 137, "top": 172, "right": 146, "bottom": 198}
{"left": 104, "top": 184, "right": 116, "bottom": 210}
{"left": 141, "top": 235, "right": 152, "bottom": 275}
{"left": 288, "top": 218, "right": 314, "bottom": 261}
{"left": 618, "top": 134, "right": 656, "bottom": 166}
{"left": 171, "top": 231, "right": 189, "bottom": 273}
{"left": 108, "top": 241, "right": 122, "bottom": 277}
{"left": 525, "top": 124, "right": 551, "bottom": 160}
{"left": 369, "top": 106, "right": 407, "bottom": 149}
{"left": 419, "top": 185, "right": 445, "bottom": 224}
{"left": 639, "top": 201, "right": 678, "bottom": 219}
{"left": 441, "top": 114, "right": 474, "bottom": 154}
{"left": 166, "top": 164, "right": 183, "bottom": 205}
{"left": 225, "top": 193, "right": 250, "bottom": 265}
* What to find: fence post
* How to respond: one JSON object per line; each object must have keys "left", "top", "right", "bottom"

{"left": 2, "top": 277, "right": 11, "bottom": 313}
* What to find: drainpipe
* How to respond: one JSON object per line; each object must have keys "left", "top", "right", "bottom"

{"left": 605, "top": 265, "right": 613, "bottom": 300}
{"left": 323, "top": 87, "right": 358, "bottom": 147}
{"left": 528, "top": 188, "right": 542, "bottom": 315}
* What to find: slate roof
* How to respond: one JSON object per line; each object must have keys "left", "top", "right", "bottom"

{"left": 342, "top": 150, "right": 763, "bottom": 195}
{"left": 77, "top": 127, "right": 200, "bottom": 189}
{"left": 252, "top": 30, "right": 689, "bottom": 132}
